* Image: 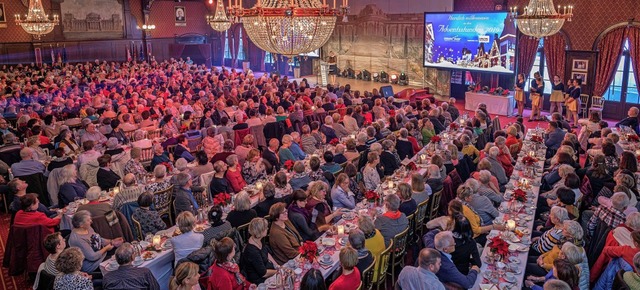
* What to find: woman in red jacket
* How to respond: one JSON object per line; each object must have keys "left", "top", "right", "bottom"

{"left": 14, "top": 194, "right": 61, "bottom": 230}
{"left": 224, "top": 155, "right": 247, "bottom": 193}
{"left": 207, "top": 237, "right": 252, "bottom": 290}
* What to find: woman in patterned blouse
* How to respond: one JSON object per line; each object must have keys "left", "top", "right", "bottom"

{"left": 124, "top": 147, "right": 148, "bottom": 183}
{"left": 146, "top": 164, "right": 172, "bottom": 194}
{"left": 242, "top": 149, "right": 267, "bottom": 184}
{"left": 53, "top": 247, "right": 93, "bottom": 290}
{"left": 132, "top": 191, "right": 166, "bottom": 236}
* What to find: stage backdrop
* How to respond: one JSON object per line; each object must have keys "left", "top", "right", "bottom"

{"left": 322, "top": 0, "right": 453, "bottom": 89}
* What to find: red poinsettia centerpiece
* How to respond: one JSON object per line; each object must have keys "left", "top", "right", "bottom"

{"left": 530, "top": 135, "right": 543, "bottom": 143}
{"left": 284, "top": 160, "right": 295, "bottom": 171}
{"left": 299, "top": 241, "right": 319, "bottom": 262}
{"left": 364, "top": 190, "right": 380, "bottom": 202}
{"left": 329, "top": 138, "right": 339, "bottom": 146}
{"left": 522, "top": 156, "right": 538, "bottom": 166}
{"left": 213, "top": 193, "right": 231, "bottom": 207}
{"left": 628, "top": 135, "right": 640, "bottom": 142}
{"left": 512, "top": 189, "right": 528, "bottom": 203}
{"left": 160, "top": 162, "right": 174, "bottom": 172}
{"left": 430, "top": 136, "right": 442, "bottom": 143}
{"left": 449, "top": 122, "right": 459, "bottom": 130}
{"left": 489, "top": 235, "right": 510, "bottom": 258}
{"left": 503, "top": 89, "right": 510, "bottom": 96}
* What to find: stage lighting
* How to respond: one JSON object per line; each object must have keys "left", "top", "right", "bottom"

{"left": 390, "top": 74, "right": 398, "bottom": 84}
{"left": 362, "top": 69, "right": 371, "bottom": 81}
{"left": 372, "top": 72, "right": 380, "bottom": 82}
{"left": 380, "top": 71, "right": 389, "bottom": 83}
{"left": 399, "top": 72, "right": 408, "bottom": 86}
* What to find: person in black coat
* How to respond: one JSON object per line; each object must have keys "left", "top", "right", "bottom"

{"left": 615, "top": 107, "right": 639, "bottom": 132}
{"left": 254, "top": 183, "right": 282, "bottom": 217}
{"left": 211, "top": 101, "right": 230, "bottom": 125}
{"left": 429, "top": 114, "right": 445, "bottom": 135}
{"left": 396, "top": 128, "right": 414, "bottom": 160}
{"left": 450, "top": 214, "right": 481, "bottom": 275}
{"left": 96, "top": 154, "right": 121, "bottom": 191}
{"left": 209, "top": 160, "right": 233, "bottom": 197}
{"left": 379, "top": 140, "right": 399, "bottom": 176}
{"left": 262, "top": 139, "right": 281, "bottom": 174}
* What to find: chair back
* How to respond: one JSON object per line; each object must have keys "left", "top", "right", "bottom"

{"left": 428, "top": 189, "right": 443, "bottom": 221}
{"left": 372, "top": 240, "right": 393, "bottom": 288}
{"left": 237, "top": 222, "right": 250, "bottom": 245}
{"left": 18, "top": 172, "right": 51, "bottom": 207}
{"left": 35, "top": 266, "right": 56, "bottom": 290}
{"left": 591, "top": 95, "right": 604, "bottom": 109}
{"left": 234, "top": 128, "right": 251, "bottom": 148}
{"left": 361, "top": 255, "right": 376, "bottom": 290}
{"left": 391, "top": 227, "right": 409, "bottom": 262}
{"left": 406, "top": 213, "right": 416, "bottom": 245}
{"left": 153, "top": 185, "right": 174, "bottom": 225}
{"left": 186, "top": 136, "right": 202, "bottom": 152}
{"left": 415, "top": 199, "right": 429, "bottom": 237}
{"left": 131, "top": 214, "right": 144, "bottom": 241}
{"left": 123, "top": 129, "right": 136, "bottom": 141}
{"left": 356, "top": 281, "right": 363, "bottom": 290}
{"left": 146, "top": 128, "right": 162, "bottom": 139}
{"left": 167, "top": 145, "right": 177, "bottom": 155}
{"left": 249, "top": 124, "right": 267, "bottom": 149}
{"left": 140, "top": 146, "right": 154, "bottom": 168}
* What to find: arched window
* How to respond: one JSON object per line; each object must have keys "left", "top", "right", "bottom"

{"left": 604, "top": 39, "right": 639, "bottom": 103}
{"left": 524, "top": 38, "right": 552, "bottom": 94}
{"left": 238, "top": 29, "right": 245, "bottom": 60}
{"left": 224, "top": 31, "right": 231, "bottom": 59}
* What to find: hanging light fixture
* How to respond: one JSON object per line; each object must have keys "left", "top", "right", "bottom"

{"left": 14, "top": 0, "right": 59, "bottom": 39}
{"left": 228, "top": 0, "right": 349, "bottom": 62}
{"left": 207, "top": 0, "right": 232, "bottom": 32}
{"left": 510, "top": 0, "right": 573, "bottom": 39}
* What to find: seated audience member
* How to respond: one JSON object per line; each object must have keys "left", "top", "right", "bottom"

{"left": 8, "top": 178, "right": 56, "bottom": 218}
{"left": 226, "top": 192, "right": 257, "bottom": 228}
{"left": 169, "top": 262, "right": 201, "bottom": 290}
{"left": 254, "top": 182, "right": 281, "bottom": 217}
{"left": 124, "top": 147, "right": 149, "bottom": 183}
{"left": 288, "top": 189, "right": 329, "bottom": 241}
{"left": 331, "top": 173, "right": 356, "bottom": 210}
{"left": 13, "top": 193, "right": 61, "bottom": 230}
{"left": 328, "top": 246, "right": 361, "bottom": 290}
{"left": 433, "top": 231, "right": 479, "bottom": 289}
{"left": 379, "top": 140, "right": 399, "bottom": 176}
{"left": 150, "top": 144, "right": 171, "bottom": 171}
{"left": 225, "top": 154, "right": 247, "bottom": 193}
{"left": 300, "top": 269, "right": 326, "bottom": 290}
{"left": 623, "top": 252, "right": 640, "bottom": 289}
{"left": 112, "top": 173, "right": 145, "bottom": 211}
{"left": 306, "top": 181, "right": 343, "bottom": 228}
{"left": 269, "top": 202, "right": 304, "bottom": 265}
{"left": 48, "top": 148, "right": 74, "bottom": 172}
{"left": 132, "top": 191, "right": 167, "bottom": 236}
{"left": 146, "top": 165, "right": 172, "bottom": 193}
{"left": 531, "top": 206, "right": 569, "bottom": 256}
{"left": 397, "top": 248, "right": 446, "bottom": 290}
{"left": 11, "top": 147, "right": 46, "bottom": 177}
{"left": 171, "top": 212, "right": 205, "bottom": 264}
{"left": 363, "top": 152, "right": 381, "bottom": 191}
{"left": 173, "top": 172, "right": 199, "bottom": 215}
{"left": 458, "top": 180, "right": 498, "bottom": 225}
{"left": 209, "top": 160, "right": 232, "bottom": 197}
{"left": 102, "top": 243, "right": 160, "bottom": 290}
{"left": 587, "top": 191, "right": 629, "bottom": 239}
{"left": 206, "top": 237, "right": 252, "bottom": 290}
{"left": 240, "top": 218, "right": 277, "bottom": 284}
{"left": 289, "top": 161, "right": 312, "bottom": 190}
{"left": 77, "top": 186, "right": 112, "bottom": 217}
{"left": 53, "top": 247, "right": 93, "bottom": 290}
{"left": 411, "top": 173, "right": 432, "bottom": 204}
{"left": 397, "top": 183, "right": 418, "bottom": 216}
{"left": 42, "top": 232, "right": 65, "bottom": 277}
{"left": 274, "top": 171, "right": 293, "bottom": 198}
{"left": 320, "top": 151, "right": 341, "bottom": 174}
{"left": 68, "top": 210, "right": 124, "bottom": 273}
{"left": 347, "top": 229, "right": 374, "bottom": 275}
{"left": 374, "top": 194, "right": 409, "bottom": 246}
{"left": 426, "top": 164, "right": 444, "bottom": 193}
{"left": 333, "top": 144, "right": 348, "bottom": 165}
{"left": 201, "top": 205, "right": 233, "bottom": 246}
{"left": 58, "top": 164, "right": 89, "bottom": 208}
{"left": 173, "top": 135, "right": 195, "bottom": 162}
{"left": 278, "top": 134, "right": 297, "bottom": 166}
{"left": 96, "top": 154, "right": 121, "bottom": 191}
{"left": 242, "top": 149, "right": 267, "bottom": 185}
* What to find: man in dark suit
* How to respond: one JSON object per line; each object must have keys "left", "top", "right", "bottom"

{"left": 211, "top": 101, "right": 230, "bottom": 125}
{"left": 173, "top": 173, "right": 198, "bottom": 216}
{"left": 379, "top": 140, "right": 399, "bottom": 176}
{"left": 396, "top": 128, "right": 414, "bottom": 160}
{"left": 544, "top": 121, "right": 566, "bottom": 151}
{"left": 96, "top": 154, "right": 121, "bottom": 191}
{"left": 262, "top": 138, "right": 280, "bottom": 174}
{"left": 434, "top": 231, "right": 479, "bottom": 289}
{"left": 615, "top": 107, "right": 639, "bottom": 132}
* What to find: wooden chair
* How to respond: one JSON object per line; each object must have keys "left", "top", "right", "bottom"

{"left": 123, "top": 130, "right": 136, "bottom": 141}
{"left": 152, "top": 186, "right": 174, "bottom": 225}
{"left": 371, "top": 240, "right": 393, "bottom": 290}
{"left": 406, "top": 213, "right": 416, "bottom": 247}
{"left": 590, "top": 95, "right": 604, "bottom": 113}
{"left": 356, "top": 281, "right": 363, "bottom": 290}
{"left": 131, "top": 214, "right": 144, "bottom": 241}
{"left": 167, "top": 145, "right": 177, "bottom": 155}
{"left": 147, "top": 128, "right": 162, "bottom": 139}
{"left": 388, "top": 227, "right": 409, "bottom": 286}
{"left": 579, "top": 94, "right": 590, "bottom": 117}
{"left": 237, "top": 222, "right": 250, "bottom": 245}
{"left": 427, "top": 189, "right": 443, "bottom": 221}
{"left": 415, "top": 199, "right": 429, "bottom": 242}
{"left": 139, "top": 147, "right": 154, "bottom": 169}
{"left": 361, "top": 255, "right": 376, "bottom": 290}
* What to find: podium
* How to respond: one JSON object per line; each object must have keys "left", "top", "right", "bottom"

{"left": 318, "top": 61, "right": 330, "bottom": 87}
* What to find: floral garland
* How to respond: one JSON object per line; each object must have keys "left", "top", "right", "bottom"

{"left": 430, "top": 136, "right": 442, "bottom": 143}
{"left": 329, "top": 138, "right": 339, "bottom": 146}
{"left": 522, "top": 156, "right": 538, "bottom": 166}
{"left": 530, "top": 135, "right": 543, "bottom": 143}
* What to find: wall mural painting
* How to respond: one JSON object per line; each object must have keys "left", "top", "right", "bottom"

{"left": 60, "top": 0, "right": 124, "bottom": 39}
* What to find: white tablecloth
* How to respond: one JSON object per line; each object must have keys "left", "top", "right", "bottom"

{"left": 465, "top": 92, "right": 515, "bottom": 117}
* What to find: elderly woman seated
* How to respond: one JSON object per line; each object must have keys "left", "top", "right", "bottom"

{"left": 58, "top": 164, "right": 89, "bottom": 208}
{"left": 53, "top": 248, "right": 93, "bottom": 290}
{"left": 289, "top": 161, "right": 312, "bottom": 191}
{"left": 269, "top": 202, "right": 304, "bottom": 265}
{"left": 458, "top": 179, "right": 498, "bottom": 226}
{"left": 145, "top": 165, "right": 172, "bottom": 193}
{"left": 225, "top": 154, "right": 246, "bottom": 193}
{"left": 68, "top": 210, "right": 124, "bottom": 273}
{"left": 622, "top": 252, "right": 640, "bottom": 288}
{"left": 77, "top": 186, "right": 112, "bottom": 217}
{"left": 132, "top": 191, "right": 166, "bottom": 236}
{"left": 124, "top": 147, "right": 147, "bottom": 183}
{"left": 254, "top": 183, "right": 281, "bottom": 217}
{"left": 150, "top": 144, "right": 171, "bottom": 170}
{"left": 13, "top": 193, "right": 61, "bottom": 230}
{"left": 202, "top": 205, "right": 233, "bottom": 246}
{"left": 288, "top": 189, "right": 332, "bottom": 241}
{"left": 242, "top": 149, "right": 267, "bottom": 185}
{"left": 526, "top": 220, "right": 585, "bottom": 277}
{"left": 531, "top": 206, "right": 569, "bottom": 257}
{"left": 273, "top": 171, "right": 293, "bottom": 199}
{"left": 587, "top": 192, "right": 630, "bottom": 240}
{"left": 173, "top": 172, "right": 199, "bottom": 215}
{"left": 226, "top": 192, "right": 257, "bottom": 228}
{"left": 171, "top": 211, "right": 205, "bottom": 264}
{"left": 240, "top": 218, "right": 277, "bottom": 284}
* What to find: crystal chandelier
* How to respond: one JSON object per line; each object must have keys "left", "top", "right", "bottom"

{"left": 14, "top": 0, "right": 59, "bottom": 39}
{"left": 510, "top": 0, "right": 573, "bottom": 38}
{"left": 207, "top": 0, "right": 232, "bottom": 32}
{"left": 229, "top": 0, "right": 348, "bottom": 61}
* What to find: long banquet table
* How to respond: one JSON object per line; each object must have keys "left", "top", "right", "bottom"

{"left": 473, "top": 128, "right": 547, "bottom": 290}
{"left": 465, "top": 91, "right": 515, "bottom": 117}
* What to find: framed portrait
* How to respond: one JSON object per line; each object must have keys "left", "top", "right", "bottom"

{"left": 572, "top": 59, "right": 588, "bottom": 72}
{"left": 571, "top": 72, "right": 587, "bottom": 85}
{"left": 175, "top": 6, "right": 186, "bottom": 25}
{"left": 0, "top": 3, "right": 6, "bottom": 26}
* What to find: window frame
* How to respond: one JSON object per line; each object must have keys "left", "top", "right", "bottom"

{"left": 603, "top": 39, "right": 639, "bottom": 104}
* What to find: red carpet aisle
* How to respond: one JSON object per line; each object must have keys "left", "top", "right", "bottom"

{"left": 0, "top": 213, "right": 30, "bottom": 290}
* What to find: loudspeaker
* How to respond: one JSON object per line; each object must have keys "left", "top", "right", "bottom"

{"left": 380, "top": 86, "right": 394, "bottom": 98}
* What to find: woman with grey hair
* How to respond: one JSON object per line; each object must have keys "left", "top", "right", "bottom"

{"left": 528, "top": 220, "right": 584, "bottom": 276}
{"left": 124, "top": 147, "right": 147, "bottom": 183}
{"left": 145, "top": 164, "right": 171, "bottom": 193}
{"left": 77, "top": 186, "right": 112, "bottom": 217}
{"left": 241, "top": 217, "right": 277, "bottom": 284}
{"left": 173, "top": 172, "right": 198, "bottom": 215}
{"left": 531, "top": 206, "right": 569, "bottom": 256}
{"left": 58, "top": 164, "right": 89, "bottom": 208}
{"left": 225, "top": 154, "right": 246, "bottom": 193}
{"left": 68, "top": 210, "right": 123, "bottom": 273}
{"left": 226, "top": 191, "right": 257, "bottom": 228}
{"left": 476, "top": 169, "right": 503, "bottom": 205}
{"left": 53, "top": 248, "right": 93, "bottom": 290}
{"left": 348, "top": 229, "right": 374, "bottom": 275}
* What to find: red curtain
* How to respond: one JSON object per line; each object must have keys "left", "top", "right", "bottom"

{"left": 627, "top": 27, "right": 640, "bottom": 95}
{"left": 593, "top": 27, "right": 627, "bottom": 96}
{"left": 197, "top": 44, "right": 212, "bottom": 67}
{"left": 168, "top": 44, "right": 186, "bottom": 59}
{"left": 231, "top": 25, "right": 241, "bottom": 68}
{"left": 516, "top": 33, "right": 539, "bottom": 77}
{"left": 543, "top": 33, "right": 566, "bottom": 80}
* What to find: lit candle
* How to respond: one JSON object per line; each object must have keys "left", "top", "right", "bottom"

{"left": 636, "top": 149, "right": 640, "bottom": 156}
{"left": 350, "top": 134, "right": 355, "bottom": 139}
{"left": 152, "top": 235, "right": 162, "bottom": 248}
{"left": 256, "top": 182, "right": 263, "bottom": 190}
{"left": 421, "top": 154, "right": 427, "bottom": 161}
{"left": 507, "top": 220, "right": 516, "bottom": 231}
{"left": 388, "top": 180, "right": 393, "bottom": 188}
{"left": 528, "top": 151, "right": 535, "bottom": 157}
{"left": 113, "top": 187, "right": 120, "bottom": 195}
{"left": 229, "top": 0, "right": 232, "bottom": 8}
{"left": 337, "top": 225, "right": 344, "bottom": 235}
{"left": 459, "top": 119, "right": 465, "bottom": 125}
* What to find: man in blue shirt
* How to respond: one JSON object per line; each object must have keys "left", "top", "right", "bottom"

{"left": 289, "top": 132, "right": 306, "bottom": 160}
{"left": 396, "top": 248, "right": 445, "bottom": 290}
{"left": 433, "top": 231, "right": 479, "bottom": 289}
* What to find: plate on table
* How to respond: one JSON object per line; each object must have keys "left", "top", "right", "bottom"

{"left": 480, "top": 284, "right": 499, "bottom": 290}
{"left": 141, "top": 251, "right": 157, "bottom": 261}
{"left": 132, "top": 259, "right": 144, "bottom": 267}
{"left": 499, "top": 282, "right": 515, "bottom": 289}
{"left": 194, "top": 225, "right": 206, "bottom": 233}
{"left": 508, "top": 256, "right": 520, "bottom": 264}
{"left": 321, "top": 238, "right": 336, "bottom": 247}
{"left": 504, "top": 273, "right": 517, "bottom": 283}
{"left": 482, "top": 270, "right": 494, "bottom": 279}
{"left": 343, "top": 212, "right": 356, "bottom": 221}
